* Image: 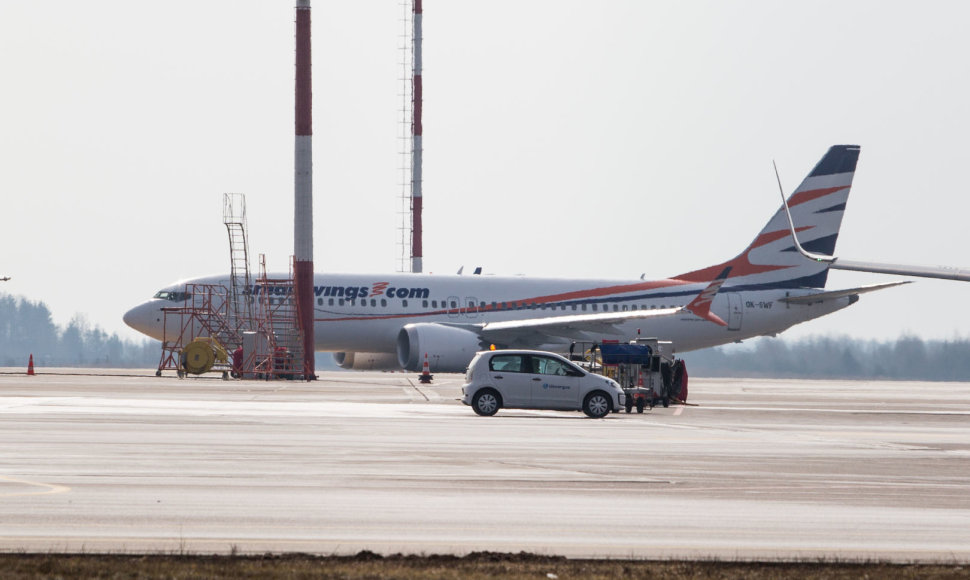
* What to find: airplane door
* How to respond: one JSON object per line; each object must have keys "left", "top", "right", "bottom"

{"left": 463, "top": 296, "right": 480, "bottom": 319}
{"left": 727, "top": 293, "right": 743, "bottom": 331}
{"left": 447, "top": 295, "right": 460, "bottom": 318}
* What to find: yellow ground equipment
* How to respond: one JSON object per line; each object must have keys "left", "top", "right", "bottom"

{"left": 179, "top": 337, "right": 229, "bottom": 376}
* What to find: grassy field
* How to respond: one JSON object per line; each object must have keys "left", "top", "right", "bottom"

{"left": 0, "top": 552, "right": 968, "bottom": 579}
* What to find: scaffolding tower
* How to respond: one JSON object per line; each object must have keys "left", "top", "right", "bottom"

{"left": 156, "top": 283, "right": 237, "bottom": 377}
{"left": 155, "top": 195, "right": 311, "bottom": 380}
{"left": 249, "top": 255, "right": 307, "bottom": 379}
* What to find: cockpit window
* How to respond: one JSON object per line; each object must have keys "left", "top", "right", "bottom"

{"left": 153, "top": 290, "right": 192, "bottom": 302}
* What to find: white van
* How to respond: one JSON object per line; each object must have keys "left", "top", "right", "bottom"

{"left": 460, "top": 350, "right": 625, "bottom": 418}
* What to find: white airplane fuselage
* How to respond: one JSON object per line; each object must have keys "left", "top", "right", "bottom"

{"left": 124, "top": 272, "right": 852, "bottom": 365}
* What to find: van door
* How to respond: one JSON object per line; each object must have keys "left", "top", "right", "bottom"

{"left": 487, "top": 353, "right": 531, "bottom": 406}
{"left": 528, "top": 354, "right": 581, "bottom": 409}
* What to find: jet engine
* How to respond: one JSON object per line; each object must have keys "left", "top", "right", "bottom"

{"left": 396, "top": 323, "right": 484, "bottom": 372}
{"left": 332, "top": 351, "right": 401, "bottom": 371}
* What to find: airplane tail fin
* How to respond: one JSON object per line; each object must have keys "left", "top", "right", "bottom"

{"left": 675, "top": 145, "right": 860, "bottom": 290}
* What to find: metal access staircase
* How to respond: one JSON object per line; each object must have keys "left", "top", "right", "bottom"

{"left": 223, "top": 193, "right": 253, "bottom": 337}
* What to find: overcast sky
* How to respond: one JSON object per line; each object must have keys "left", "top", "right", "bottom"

{"left": 1, "top": 1, "right": 968, "bottom": 343}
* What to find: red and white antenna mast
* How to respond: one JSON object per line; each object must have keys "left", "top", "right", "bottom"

{"left": 294, "top": 0, "right": 315, "bottom": 378}
{"left": 410, "top": 0, "right": 424, "bottom": 273}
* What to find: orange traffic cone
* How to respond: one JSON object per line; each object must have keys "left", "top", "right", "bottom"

{"left": 418, "top": 352, "right": 433, "bottom": 384}
{"left": 27, "top": 354, "right": 35, "bottom": 376}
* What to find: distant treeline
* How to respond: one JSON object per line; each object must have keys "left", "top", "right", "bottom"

{"left": 0, "top": 294, "right": 159, "bottom": 367}
{"left": 687, "top": 334, "right": 970, "bottom": 382}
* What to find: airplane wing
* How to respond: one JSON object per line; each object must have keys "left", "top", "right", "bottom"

{"left": 444, "top": 268, "right": 732, "bottom": 347}
{"left": 779, "top": 281, "right": 911, "bottom": 305}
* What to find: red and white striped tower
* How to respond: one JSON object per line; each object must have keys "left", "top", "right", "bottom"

{"left": 294, "top": 0, "right": 315, "bottom": 378}
{"left": 410, "top": 0, "right": 424, "bottom": 273}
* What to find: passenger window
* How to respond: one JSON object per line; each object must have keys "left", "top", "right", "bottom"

{"left": 329, "top": 298, "right": 334, "bottom": 306}
{"left": 381, "top": 299, "right": 386, "bottom": 307}
{"left": 402, "top": 300, "right": 408, "bottom": 308}
{"left": 489, "top": 354, "right": 523, "bottom": 373}
{"left": 571, "top": 305, "right": 577, "bottom": 311}
{"left": 581, "top": 304, "right": 587, "bottom": 311}
{"left": 317, "top": 298, "right": 323, "bottom": 306}
{"left": 432, "top": 300, "right": 438, "bottom": 308}
{"left": 339, "top": 299, "right": 345, "bottom": 306}
{"left": 592, "top": 304, "right": 598, "bottom": 311}
{"left": 423, "top": 300, "right": 428, "bottom": 308}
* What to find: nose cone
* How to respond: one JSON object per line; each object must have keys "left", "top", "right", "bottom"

{"left": 123, "top": 301, "right": 165, "bottom": 341}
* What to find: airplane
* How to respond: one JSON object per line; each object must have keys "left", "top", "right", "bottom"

{"left": 124, "top": 144, "right": 913, "bottom": 373}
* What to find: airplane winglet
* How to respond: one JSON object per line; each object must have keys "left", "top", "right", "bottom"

{"left": 683, "top": 267, "right": 732, "bottom": 326}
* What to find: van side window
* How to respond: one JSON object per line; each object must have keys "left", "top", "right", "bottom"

{"left": 532, "top": 356, "right": 573, "bottom": 376}
{"left": 489, "top": 354, "right": 523, "bottom": 373}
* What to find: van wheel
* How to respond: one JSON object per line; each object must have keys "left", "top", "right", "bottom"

{"left": 472, "top": 388, "right": 501, "bottom": 416}
{"left": 583, "top": 391, "right": 611, "bottom": 418}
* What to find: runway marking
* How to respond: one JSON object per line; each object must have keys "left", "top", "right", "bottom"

{"left": 0, "top": 476, "right": 71, "bottom": 498}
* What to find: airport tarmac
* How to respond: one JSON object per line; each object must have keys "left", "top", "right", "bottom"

{"left": 0, "top": 368, "right": 968, "bottom": 562}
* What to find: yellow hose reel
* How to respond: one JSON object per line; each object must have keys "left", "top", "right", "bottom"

{"left": 180, "top": 337, "right": 229, "bottom": 375}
